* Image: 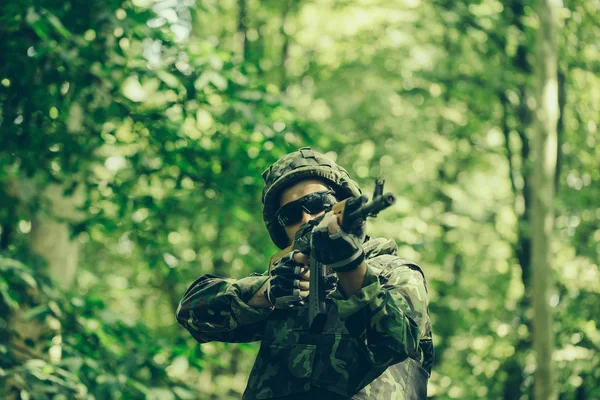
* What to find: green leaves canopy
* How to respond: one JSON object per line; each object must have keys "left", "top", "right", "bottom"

{"left": 1, "top": 0, "right": 598, "bottom": 399}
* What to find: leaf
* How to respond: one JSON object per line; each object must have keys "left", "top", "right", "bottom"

{"left": 25, "top": 8, "right": 49, "bottom": 41}
{"left": 172, "top": 387, "right": 195, "bottom": 399}
{"left": 0, "top": 278, "right": 19, "bottom": 310}
{"left": 156, "top": 71, "right": 180, "bottom": 88}
{"left": 210, "top": 71, "right": 227, "bottom": 90}
{"left": 148, "top": 388, "right": 175, "bottom": 400}
{"left": 43, "top": 10, "right": 72, "bottom": 40}
{"left": 193, "top": 72, "right": 211, "bottom": 91}
{"left": 18, "top": 271, "right": 38, "bottom": 290}
{"left": 23, "top": 305, "right": 49, "bottom": 321}
{"left": 127, "top": 379, "right": 150, "bottom": 395}
{"left": 0, "top": 256, "right": 27, "bottom": 271}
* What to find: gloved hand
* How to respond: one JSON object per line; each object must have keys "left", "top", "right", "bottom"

{"left": 265, "top": 250, "right": 310, "bottom": 308}
{"left": 311, "top": 195, "right": 368, "bottom": 272}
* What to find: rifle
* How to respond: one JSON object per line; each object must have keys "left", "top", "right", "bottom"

{"left": 268, "top": 179, "right": 396, "bottom": 334}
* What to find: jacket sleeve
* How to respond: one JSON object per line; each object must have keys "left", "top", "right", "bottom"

{"left": 176, "top": 273, "right": 272, "bottom": 343}
{"left": 330, "top": 256, "right": 432, "bottom": 371}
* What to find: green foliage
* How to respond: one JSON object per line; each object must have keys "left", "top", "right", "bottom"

{"left": 0, "top": 256, "right": 197, "bottom": 399}
{"left": 1, "top": 0, "right": 599, "bottom": 399}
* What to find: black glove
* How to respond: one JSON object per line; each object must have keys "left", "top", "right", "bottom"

{"left": 265, "top": 250, "right": 306, "bottom": 308}
{"left": 311, "top": 196, "right": 367, "bottom": 272}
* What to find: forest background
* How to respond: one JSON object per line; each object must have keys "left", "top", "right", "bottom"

{"left": 0, "top": 0, "right": 598, "bottom": 399}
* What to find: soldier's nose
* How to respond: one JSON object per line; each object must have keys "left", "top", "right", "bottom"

{"left": 301, "top": 210, "right": 326, "bottom": 225}
{"left": 300, "top": 211, "right": 313, "bottom": 225}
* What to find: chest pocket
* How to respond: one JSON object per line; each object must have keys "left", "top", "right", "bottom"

{"left": 244, "top": 342, "right": 316, "bottom": 399}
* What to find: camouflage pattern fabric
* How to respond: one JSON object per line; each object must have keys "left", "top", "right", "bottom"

{"left": 177, "top": 237, "right": 433, "bottom": 399}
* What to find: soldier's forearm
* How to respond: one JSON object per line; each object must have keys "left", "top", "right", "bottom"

{"left": 247, "top": 280, "right": 272, "bottom": 309}
{"left": 336, "top": 261, "right": 367, "bottom": 297}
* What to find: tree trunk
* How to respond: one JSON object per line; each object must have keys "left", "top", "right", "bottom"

{"left": 7, "top": 177, "right": 85, "bottom": 289}
{"left": 279, "top": 0, "right": 293, "bottom": 90}
{"left": 29, "top": 183, "right": 85, "bottom": 289}
{"left": 238, "top": 0, "right": 248, "bottom": 60}
{"left": 531, "top": 0, "right": 559, "bottom": 398}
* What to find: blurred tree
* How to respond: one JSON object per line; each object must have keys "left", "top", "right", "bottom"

{"left": 531, "top": 0, "right": 559, "bottom": 398}
{"left": 1, "top": 0, "right": 309, "bottom": 398}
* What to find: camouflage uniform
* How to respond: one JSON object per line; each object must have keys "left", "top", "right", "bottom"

{"left": 177, "top": 148, "right": 434, "bottom": 399}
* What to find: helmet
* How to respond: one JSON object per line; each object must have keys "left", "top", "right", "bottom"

{"left": 262, "top": 147, "right": 362, "bottom": 249}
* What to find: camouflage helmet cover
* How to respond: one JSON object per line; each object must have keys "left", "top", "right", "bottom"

{"left": 262, "top": 147, "right": 362, "bottom": 249}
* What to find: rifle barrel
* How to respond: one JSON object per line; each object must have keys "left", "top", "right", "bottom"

{"left": 348, "top": 193, "right": 396, "bottom": 222}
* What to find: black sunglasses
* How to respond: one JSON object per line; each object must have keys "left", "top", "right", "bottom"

{"left": 276, "top": 190, "right": 336, "bottom": 227}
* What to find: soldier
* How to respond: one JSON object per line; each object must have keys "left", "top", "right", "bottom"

{"left": 176, "top": 147, "right": 434, "bottom": 399}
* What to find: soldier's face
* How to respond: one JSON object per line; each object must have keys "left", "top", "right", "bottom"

{"left": 279, "top": 179, "right": 335, "bottom": 243}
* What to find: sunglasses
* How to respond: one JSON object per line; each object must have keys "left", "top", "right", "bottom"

{"left": 276, "top": 190, "right": 336, "bottom": 227}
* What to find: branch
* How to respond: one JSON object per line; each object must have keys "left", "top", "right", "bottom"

{"left": 555, "top": 69, "right": 565, "bottom": 194}
{"left": 500, "top": 92, "right": 518, "bottom": 195}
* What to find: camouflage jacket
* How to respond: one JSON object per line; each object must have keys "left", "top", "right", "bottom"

{"left": 177, "top": 237, "right": 434, "bottom": 399}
